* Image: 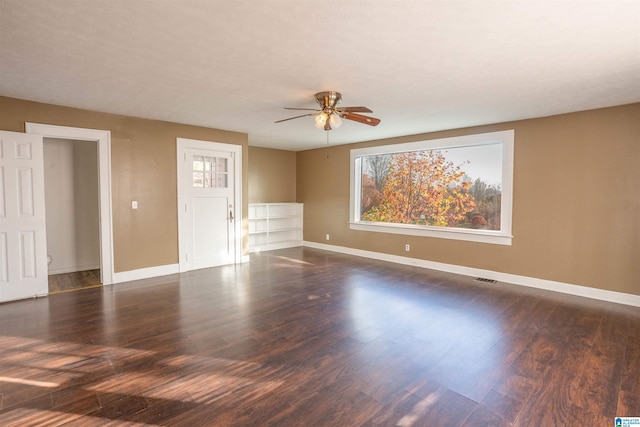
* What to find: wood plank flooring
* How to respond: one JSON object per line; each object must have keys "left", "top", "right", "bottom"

{"left": 1, "top": 247, "right": 639, "bottom": 426}
{"left": 48, "top": 269, "right": 101, "bottom": 294}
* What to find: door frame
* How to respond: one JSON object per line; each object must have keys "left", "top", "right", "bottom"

{"left": 177, "top": 137, "right": 242, "bottom": 272}
{"left": 26, "top": 123, "right": 114, "bottom": 285}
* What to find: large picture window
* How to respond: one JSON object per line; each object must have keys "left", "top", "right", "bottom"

{"left": 350, "top": 130, "right": 514, "bottom": 245}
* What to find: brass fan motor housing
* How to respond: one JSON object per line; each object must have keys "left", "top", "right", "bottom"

{"left": 315, "top": 91, "right": 342, "bottom": 109}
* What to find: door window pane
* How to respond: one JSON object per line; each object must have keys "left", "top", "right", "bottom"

{"left": 193, "top": 156, "right": 204, "bottom": 171}
{"left": 193, "top": 172, "right": 204, "bottom": 188}
{"left": 217, "top": 158, "right": 227, "bottom": 172}
{"left": 193, "top": 155, "right": 229, "bottom": 188}
{"left": 216, "top": 173, "right": 228, "bottom": 188}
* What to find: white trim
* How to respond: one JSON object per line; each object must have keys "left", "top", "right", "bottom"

{"left": 303, "top": 241, "right": 640, "bottom": 308}
{"left": 176, "top": 138, "right": 243, "bottom": 272}
{"left": 242, "top": 255, "right": 250, "bottom": 263}
{"left": 348, "top": 222, "right": 513, "bottom": 245}
{"left": 0, "top": 292, "right": 48, "bottom": 303}
{"left": 112, "top": 263, "right": 180, "bottom": 284}
{"left": 350, "top": 130, "right": 514, "bottom": 246}
{"left": 25, "top": 123, "right": 114, "bottom": 285}
{"left": 48, "top": 264, "right": 101, "bottom": 275}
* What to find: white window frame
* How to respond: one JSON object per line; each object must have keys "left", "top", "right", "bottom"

{"left": 349, "top": 130, "right": 514, "bottom": 245}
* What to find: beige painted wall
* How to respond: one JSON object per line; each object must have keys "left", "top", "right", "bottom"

{"left": 297, "top": 103, "right": 640, "bottom": 297}
{"left": 248, "top": 146, "right": 296, "bottom": 203}
{"left": 0, "top": 96, "right": 249, "bottom": 273}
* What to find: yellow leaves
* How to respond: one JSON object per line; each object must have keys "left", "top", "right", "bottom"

{"left": 362, "top": 149, "right": 477, "bottom": 227}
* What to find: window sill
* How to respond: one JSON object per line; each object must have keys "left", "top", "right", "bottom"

{"left": 349, "top": 221, "right": 513, "bottom": 245}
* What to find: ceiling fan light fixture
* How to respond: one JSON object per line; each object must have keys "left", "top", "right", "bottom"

{"left": 276, "top": 91, "right": 380, "bottom": 129}
{"left": 329, "top": 112, "right": 342, "bottom": 129}
{"left": 314, "top": 112, "right": 328, "bottom": 128}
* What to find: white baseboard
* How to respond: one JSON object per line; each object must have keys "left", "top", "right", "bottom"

{"left": 112, "top": 256, "right": 251, "bottom": 285}
{"left": 242, "top": 255, "right": 251, "bottom": 263}
{"left": 112, "top": 263, "right": 180, "bottom": 284}
{"left": 303, "top": 241, "right": 640, "bottom": 308}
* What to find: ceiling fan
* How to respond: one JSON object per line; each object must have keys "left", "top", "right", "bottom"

{"left": 275, "top": 91, "right": 381, "bottom": 131}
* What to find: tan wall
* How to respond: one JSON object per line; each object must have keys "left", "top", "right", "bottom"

{"left": 0, "top": 96, "right": 249, "bottom": 273}
{"left": 248, "top": 146, "right": 296, "bottom": 203}
{"left": 297, "top": 103, "right": 640, "bottom": 297}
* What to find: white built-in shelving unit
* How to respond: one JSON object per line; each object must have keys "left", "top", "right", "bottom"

{"left": 248, "top": 203, "right": 303, "bottom": 252}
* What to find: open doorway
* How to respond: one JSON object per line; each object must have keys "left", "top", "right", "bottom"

{"left": 26, "top": 122, "right": 114, "bottom": 289}
{"left": 44, "top": 138, "right": 101, "bottom": 293}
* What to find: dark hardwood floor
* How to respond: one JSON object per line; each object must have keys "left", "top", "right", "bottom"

{"left": 1, "top": 247, "right": 639, "bottom": 426}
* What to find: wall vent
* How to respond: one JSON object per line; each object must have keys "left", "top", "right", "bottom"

{"left": 474, "top": 277, "right": 497, "bottom": 284}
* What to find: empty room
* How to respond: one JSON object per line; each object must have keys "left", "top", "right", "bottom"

{"left": 0, "top": 1, "right": 639, "bottom": 426}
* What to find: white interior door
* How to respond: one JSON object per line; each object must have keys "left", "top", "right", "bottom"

{"left": 178, "top": 139, "right": 239, "bottom": 271}
{"left": 0, "top": 130, "right": 48, "bottom": 302}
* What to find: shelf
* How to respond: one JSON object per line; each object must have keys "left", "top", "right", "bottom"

{"left": 248, "top": 203, "right": 303, "bottom": 253}
{"left": 269, "top": 227, "right": 302, "bottom": 233}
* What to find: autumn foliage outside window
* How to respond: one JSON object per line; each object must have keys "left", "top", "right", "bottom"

{"left": 359, "top": 145, "right": 502, "bottom": 231}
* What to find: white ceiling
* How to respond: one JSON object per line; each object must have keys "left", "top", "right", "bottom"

{"left": 1, "top": 1, "right": 639, "bottom": 151}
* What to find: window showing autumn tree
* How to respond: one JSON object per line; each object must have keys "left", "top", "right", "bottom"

{"left": 361, "top": 150, "right": 477, "bottom": 227}
{"left": 350, "top": 131, "right": 513, "bottom": 245}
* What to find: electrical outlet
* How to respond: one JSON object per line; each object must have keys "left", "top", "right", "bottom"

{"left": 132, "top": 200, "right": 138, "bottom": 209}
{"left": 405, "top": 244, "right": 410, "bottom": 252}
{"left": 326, "top": 234, "right": 330, "bottom": 241}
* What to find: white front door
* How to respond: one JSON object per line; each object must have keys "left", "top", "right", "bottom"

{"left": 177, "top": 139, "right": 240, "bottom": 271}
{"left": 0, "top": 130, "right": 48, "bottom": 302}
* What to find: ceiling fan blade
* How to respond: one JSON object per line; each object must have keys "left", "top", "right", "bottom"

{"left": 274, "top": 113, "right": 316, "bottom": 123}
{"left": 341, "top": 112, "right": 381, "bottom": 126}
{"left": 336, "top": 106, "right": 373, "bottom": 113}
{"left": 284, "top": 107, "right": 321, "bottom": 112}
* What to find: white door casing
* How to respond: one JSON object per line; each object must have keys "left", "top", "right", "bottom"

{"left": 0, "top": 131, "right": 48, "bottom": 302}
{"left": 25, "top": 123, "right": 114, "bottom": 285}
{"left": 177, "top": 138, "right": 242, "bottom": 272}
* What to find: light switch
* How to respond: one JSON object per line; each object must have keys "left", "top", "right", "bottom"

{"left": 132, "top": 200, "right": 138, "bottom": 209}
